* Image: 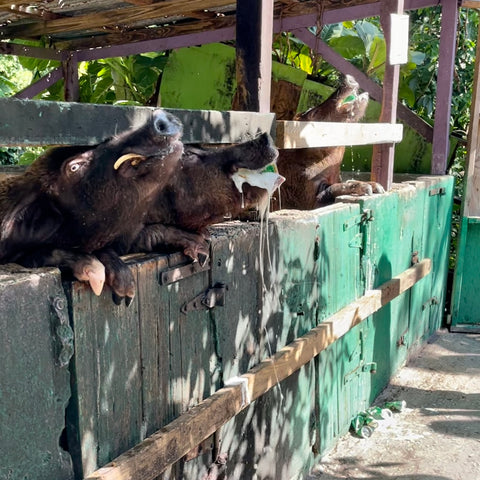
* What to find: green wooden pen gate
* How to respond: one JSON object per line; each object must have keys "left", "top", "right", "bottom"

{"left": 1, "top": 176, "right": 453, "bottom": 479}
{"left": 0, "top": 101, "right": 454, "bottom": 480}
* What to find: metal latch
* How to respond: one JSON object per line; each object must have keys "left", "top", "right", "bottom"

{"left": 181, "top": 282, "right": 226, "bottom": 314}
{"left": 429, "top": 187, "right": 446, "bottom": 196}
{"left": 160, "top": 259, "right": 210, "bottom": 285}
{"left": 343, "top": 209, "right": 374, "bottom": 231}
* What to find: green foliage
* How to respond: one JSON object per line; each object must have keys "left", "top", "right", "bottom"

{"left": 78, "top": 54, "right": 168, "bottom": 105}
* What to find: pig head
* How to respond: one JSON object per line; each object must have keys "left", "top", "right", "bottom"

{"left": 274, "top": 75, "right": 384, "bottom": 210}
{"left": 132, "top": 132, "right": 281, "bottom": 262}
{"left": 0, "top": 109, "right": 183, "bottom": 304}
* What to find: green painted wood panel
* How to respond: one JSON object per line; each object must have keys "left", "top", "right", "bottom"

{"left": 451, "top": 218, "right": 480, "bottom": 328}
{"left": 67, "top": 253, "right": 215, "bottom": 479}
{"left": 0, "top": 176, "right": 452, "bottom": 479}
{"left": 0, "top": 265, "right": 74, "bottom": 480}
{"left": 355, "top": 183, "right": 425, "bottom": 401}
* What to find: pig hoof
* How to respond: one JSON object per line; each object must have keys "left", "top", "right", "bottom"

{"left": 125, "top": 296, "right": 134, "bottom": 307}
{"left": 198, "top": 253, "right": 209, "bottom": 267}
{"left": 112, "top": 292, "right": 123, "bottom": 306}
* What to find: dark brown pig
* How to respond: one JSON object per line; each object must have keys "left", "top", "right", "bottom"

{"left": 274, "top": 75, "right": 384, "bottom": 210}
{"left": 132, "top": 132, "right": 282, "bottom": 261}
{"left": 0, "top": 109, "right": 183, "bottom": 304}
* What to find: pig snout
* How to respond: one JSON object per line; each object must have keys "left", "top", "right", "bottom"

{"left": 153, "top": 110, "right": 183, "bottom": 138}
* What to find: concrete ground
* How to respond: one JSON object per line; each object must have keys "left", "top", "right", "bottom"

{"left": 306, "top": 330, "right": 480, "bottom": 480}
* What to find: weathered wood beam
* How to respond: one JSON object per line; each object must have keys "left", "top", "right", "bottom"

{"left": 75, "top": 24, "right": 236, "bottom": 61}
{"left": 38, "top": 0, "right": 439, "bottom": 55}
{"left": 2, "top": 0, "right": 236, "bottom": 37}
{"left": 462, "top": 0, "right": 480, "bottom": 8}
{"left": 431, "top": 1, "right": 459, "bottom": 174}
{"left": 0, "top": 42, "right": 64, "bottom": 61}
{"left": 84, "top": 258, "right": 432, "bottom": 480}
{"left": 13, "top": 67, "right": 63, "bottom": 100}
{"left": 292, "top": 28, "right": 433, "bottom": 142}
{"left": 0, "top": 99, "right": 275, "bottom": 146}
{"left": 276, "top": 121, "right": 403, "bottom": 149}
{"left": 371, "top": 0, "right": 404, "bottom": 191}
{"left": 235, "top": 0, "right": 274, "bottom": 113}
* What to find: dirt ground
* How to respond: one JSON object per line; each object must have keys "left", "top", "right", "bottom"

{"left": 305, "top": 329, "right": 480, "bottom": 480}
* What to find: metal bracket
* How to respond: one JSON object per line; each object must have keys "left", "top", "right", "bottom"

{"left": 429, "top": 187, "right": 446, "bottom": 196}
{"left": 343, "top": 209, "right": 374, "bottom": 231}
{"left": 50, "top": 296, "right": 74, "bottom": 368}
{"left": 160, "top": 259, "right": 210, "bottom": 285}
{"left": 181, "top": 282, "right": 226, "bottom": 314}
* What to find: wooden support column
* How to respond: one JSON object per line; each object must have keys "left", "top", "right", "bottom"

{"left": 463, "top": 20, "right": 480, "bottom": 217}
{"left": 431, "top": 0, "right": 459, "bottom": 174}
{"left": 371, "top": 0, "right": 404, "bottom": 191}
{"left": 234, "top": 0, "right": 274, "bottom": 112}
{"left": 62, "top": 52, "right": 79, "bottom": 102}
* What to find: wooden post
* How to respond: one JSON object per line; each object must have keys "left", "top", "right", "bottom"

{"left": 85, "top": 259, "right": 431, "bottom": 480}
{"left": 371, "top": 0, "right": 404, "bottom": 191}
{"left": 463, "top": 20, "right": 480, "bottom": 217}
{"left": 234, "top": 0, "right": 273, "bottom": 112}
{"left": 62, "top": 51, "right": 79, "bottom": 102}
{"left": 431, "top": 1, "right": 459, "bottom": 174}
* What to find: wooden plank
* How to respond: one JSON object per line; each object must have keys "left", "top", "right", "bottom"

{"left": 431, "top": 2, "right": 459, "bottom": 174}
{"left": 0, "top": 99, "right": 275, "bottom": 146}
{"left": 0, "top": 266, "right": 74, "bottom": 480}
{"left": 462, "top": 0, "right": 480, "bottom": 8}
{"left": 85, "top": 258, "right": 431, "bottom": 480}
{"left": 371, "top": 0, "right": 404, "bottom": 191}
{"left": 14, "top": 67, "right": 63, "bottom": 100}
{"left": 2, "top": 0, "right": 236, "bottom": 37}
{"left": 0, "top": 41, "right": 65, "bottom": 60}
{"left": 276, "top": 121, "right": 403, "bottom": 149}
{"left": 234, "top": 0, "right": 273, "bottom": 113}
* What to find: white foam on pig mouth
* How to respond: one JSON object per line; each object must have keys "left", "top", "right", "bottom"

{"left": 230, "top": 163, "right": 285, "bottom": 293}
{"left": 231, "top": 164, "right": 285, "bottom": 198}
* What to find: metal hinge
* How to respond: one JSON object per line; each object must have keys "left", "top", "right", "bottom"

{"left": 429, "top": 187, "right": 446, "bottom": 196}
{"left": 160, "top": 259, "right": 210, "bottom": 285}
{"left": 343, "top": 209, "right": 374, "bottom": 231}
{"left": 181, "top": 282, "right": 227, "bottom": 314}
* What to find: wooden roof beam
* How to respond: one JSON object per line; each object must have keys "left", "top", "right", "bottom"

{"left": 431, "top": 1, "right": 459, "bottom": 175}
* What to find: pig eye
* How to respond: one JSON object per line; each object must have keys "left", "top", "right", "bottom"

{"left": 67, "top": 160, "right": 86, "bottom": 175}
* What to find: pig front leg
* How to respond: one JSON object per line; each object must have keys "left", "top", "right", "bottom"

{"left": 316, "top": 180, "right": 385, "bottom": 206}
{"left": 95, "top": 248, "right": 136, "bottom": 306}
{"left": 133, "top": 223, "right": 210, "bottom": 266}
{"left": 12, "top": 247, "right": 105, "bottom": 297}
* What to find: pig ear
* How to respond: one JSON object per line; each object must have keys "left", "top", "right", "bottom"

{"left": 0, "top": 189, "right": 62, "bottom": 258}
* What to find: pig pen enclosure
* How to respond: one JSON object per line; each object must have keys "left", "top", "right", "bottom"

{"left": 0, "top": 1, "right": 476, "bottom": 479}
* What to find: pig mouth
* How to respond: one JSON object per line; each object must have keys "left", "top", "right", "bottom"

{"left": 231, "top": 162, "right": 285, "bottom": 196}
